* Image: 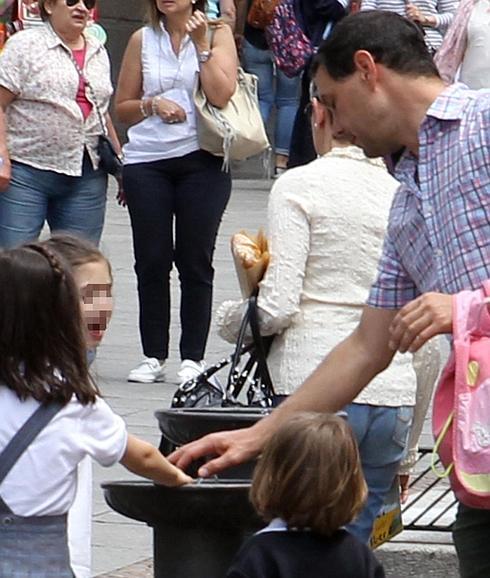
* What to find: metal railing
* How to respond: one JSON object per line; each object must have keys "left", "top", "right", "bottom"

{"left": 402, "top": 447, "right": 457, "bottom": 532}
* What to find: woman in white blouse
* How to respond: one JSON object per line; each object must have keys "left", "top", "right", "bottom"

{"left": 217, "top": 94, "right": 440, "bottom": 544}
{"left": 116, "top": 0, "right": 237, "bottom": 386}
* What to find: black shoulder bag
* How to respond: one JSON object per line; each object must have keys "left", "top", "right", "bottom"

{"left": 68, "top": 48, "right": 123, "bottom": 176}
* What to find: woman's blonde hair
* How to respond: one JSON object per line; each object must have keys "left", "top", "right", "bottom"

{"left": 144, "top": 0, "right": 208, "bottom": 29}
{"left": 251, "top": 412, "right": 367, "bottom": 537}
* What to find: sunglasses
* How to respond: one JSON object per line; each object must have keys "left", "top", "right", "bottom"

{"left": 65, "top": 0, "right": 96, "bottom": 9}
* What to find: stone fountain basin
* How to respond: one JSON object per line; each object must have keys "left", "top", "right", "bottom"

{"left": 155, "top": 407, "right": 271, "bottom": 478}
{"left": 102, "top": 480, "right": 263, "bottom": 578}
{"left": 102, "top": 479, "right": 260, "bottom": 528}
{"left": 155, "top": 407, "right": 271, "bottom": 448}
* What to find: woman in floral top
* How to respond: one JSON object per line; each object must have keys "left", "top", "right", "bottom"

{"left": 0, "top": 0, "right": 121, "bottom": 248}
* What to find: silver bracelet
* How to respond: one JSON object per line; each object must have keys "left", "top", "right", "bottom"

{"left": 139, "top": 98, "right": 149, "bottom": 118}
{"left": 151, "top": 96, "right": 162, "bottom": 116}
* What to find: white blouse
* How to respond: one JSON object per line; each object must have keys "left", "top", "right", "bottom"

{"left": 123, "top": 24, "right": 200, "bottom": 164}
{"left": 217, "top": 147, "right": 440, "bottom": 408}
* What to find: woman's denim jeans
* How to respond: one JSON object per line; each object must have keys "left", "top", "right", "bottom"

{"left": 344, "top": 403, "right": 414, "bottom": 543}
{"left": 241, "top": 39, "right": 300, "bottom": 156}
{"left": 0, "top": 156, "right": 107, "bottom": 249}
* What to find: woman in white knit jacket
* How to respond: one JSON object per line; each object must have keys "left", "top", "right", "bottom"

{"left": 217, "top": 95, "right": 440, "bottom": 544}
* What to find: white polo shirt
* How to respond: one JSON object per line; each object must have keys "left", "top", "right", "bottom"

{"left": 0, "top": 387, "right": 128, "bottom": 516}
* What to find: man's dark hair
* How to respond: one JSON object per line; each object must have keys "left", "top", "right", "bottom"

{"left": 312, "top": 11, "right": 440, "bottom": 80}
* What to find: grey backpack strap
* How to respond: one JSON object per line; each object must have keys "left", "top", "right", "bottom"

{"left": 0, "top": 401, "right": 64, "bottom": 487}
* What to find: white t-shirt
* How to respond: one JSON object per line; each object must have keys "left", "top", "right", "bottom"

{"left": 0, "top": 387, "right": 128, "bottom": 516}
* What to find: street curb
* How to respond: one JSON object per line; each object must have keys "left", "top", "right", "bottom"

{"left": 376, "top": 542, "right": 458, "bottom": 577}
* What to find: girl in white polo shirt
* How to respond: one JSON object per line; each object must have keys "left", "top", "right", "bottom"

{"left": 0, "top": 243, "right": 192, "bottom": 578}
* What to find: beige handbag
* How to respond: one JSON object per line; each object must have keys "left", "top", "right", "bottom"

{"left": 194, "top": 67, "right": 271, "bottom": 170}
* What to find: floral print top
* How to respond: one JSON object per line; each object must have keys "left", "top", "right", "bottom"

{"left": 0, "top": 23, "right": 113, "bottom": 176}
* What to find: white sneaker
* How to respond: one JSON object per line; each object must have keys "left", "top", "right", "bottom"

{"left": 178, "top": 359, "right": 205, "bottom": 384}
{"left": 127, "top": 358, "right": 166, "bottom": 383}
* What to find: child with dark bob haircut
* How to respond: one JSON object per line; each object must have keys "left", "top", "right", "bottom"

{"left": 227, "top": 413, "right": 385, "bottom": 578}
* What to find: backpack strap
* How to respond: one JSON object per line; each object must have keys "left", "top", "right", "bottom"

{"left": 431, "top": 410, "right": 455, "bottom": 478}
{"left": 0, "top": 401, "right": 64, "bottom": 488}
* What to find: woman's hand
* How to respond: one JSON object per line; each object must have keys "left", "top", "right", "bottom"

{"left": 115, "top": 172, "right": 126, "bottom": 207}
{"left": 186, "top": 10, "right": 209, "bottom": 52}
{"left": 0, "top": 156, "right": 11, "bottom": 192}
{"left": 399, "top": 474, "right": 410, "bottom": 504}
{"left": 153, "top": 97, "right": 187, "bottom": 124}
{"left": 406, "top": 4, "right": 436, "bottom": 26}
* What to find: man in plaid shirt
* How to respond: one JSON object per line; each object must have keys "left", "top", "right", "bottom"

{"left": 171, "top": 11, "right": 490, "bottom": 574}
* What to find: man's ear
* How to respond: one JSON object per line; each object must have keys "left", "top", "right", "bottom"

{"left": 352, "top": 50, "right": 378, "bottom": 87}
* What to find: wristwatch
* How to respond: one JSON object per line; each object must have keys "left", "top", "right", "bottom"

{"left": 198, "top": 50, "right": 212, "bottom": 63}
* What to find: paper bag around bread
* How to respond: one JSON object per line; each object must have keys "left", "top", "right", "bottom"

{"left": 231, "top": 229, "right": 270, "bottom": 299}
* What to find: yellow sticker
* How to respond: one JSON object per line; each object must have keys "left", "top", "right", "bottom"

{"left": 467, "top": 361, "right": 479, "bottom": 387}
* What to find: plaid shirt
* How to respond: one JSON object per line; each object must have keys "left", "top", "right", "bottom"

{"left": 368, "top": 83, "right": 490, "bottom": 309}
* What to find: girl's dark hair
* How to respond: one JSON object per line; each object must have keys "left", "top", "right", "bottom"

{"left": 42, "top": 234, "right": 112, "bottom": 279}
{"left": 251, "top": 412, "right": 367, "bottom": 537}
{"left": 0, "top": 244, "right": 99, "bottom": 405}
{"left": 145, "top": 0, "right": 208, "bottom": 29}
{"left": 312, "top": 11, "right": 439, "bottom": 80}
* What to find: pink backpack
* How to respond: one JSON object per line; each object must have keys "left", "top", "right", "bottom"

{"left": 432, "top": 281, "right": 490, "bottom": 508}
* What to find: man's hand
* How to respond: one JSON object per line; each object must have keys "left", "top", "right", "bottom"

{"left": 169, "top": 425, "right": 265, "bottom": 477}
{"left": 389, "top": 292, "right": 452, "bottom": 353}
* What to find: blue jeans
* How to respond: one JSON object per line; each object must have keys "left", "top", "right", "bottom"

{"left": 241, "top": 40, "right": 300, "bottom": 156}
{"left": 0, "top": 155, "right": 107, "bottom": 249}
{"left": 344, "top": 403, "right": 413, "bottom": 543}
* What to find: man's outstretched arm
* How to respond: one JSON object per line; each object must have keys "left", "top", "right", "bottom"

{"left": 169, "top": 305, "right": 398, "bottom": 476}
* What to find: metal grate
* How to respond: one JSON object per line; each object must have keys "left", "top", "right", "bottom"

{"left": 402, "top": 447, "right": 457, "bottom": 532}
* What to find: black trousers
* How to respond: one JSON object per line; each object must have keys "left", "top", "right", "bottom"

{"left": 123, "top": 150, "right": 231, "bottom": 361}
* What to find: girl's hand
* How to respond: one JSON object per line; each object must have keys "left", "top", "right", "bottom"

{"left": 153, "top": 97, "right": 187, "bottom": 124}
{"left": 186, "top": 10, "right": 209, "bottom": 52}
{"left": 165, "top": 467, "right": 194, "bottom": 487}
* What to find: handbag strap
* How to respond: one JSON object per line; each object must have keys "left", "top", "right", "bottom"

{"left": 0, "top": 401, "right": 64, "bottom": 487}
{"left": 225, "top": 294, "right": 275, "bottom": 401}
{"left": 248, "top": 294, "right": 274, "bottom": 394}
